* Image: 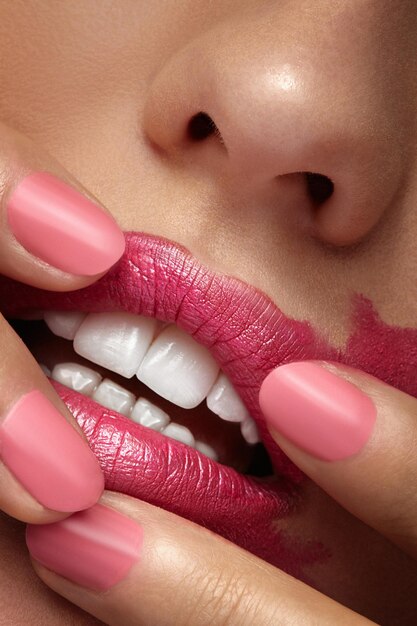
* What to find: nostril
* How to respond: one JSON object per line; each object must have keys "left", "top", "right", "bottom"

{"left": 186, "top": 113, "right": 335, "bottom": 209}
{"left": 187, "top": 112, "right": 223, "bottom": 143}
{"left": 305, "top": 172, "right": 334, "bottom": 206}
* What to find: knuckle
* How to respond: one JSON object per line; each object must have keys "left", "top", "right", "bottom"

{"left": 182, "top": 561, "right": 268, "bottom": 626}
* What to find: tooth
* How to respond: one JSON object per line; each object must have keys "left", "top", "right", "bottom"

{"left": 52, "top": 362, "right": 102, "bottom": 396}
{"left": 206, "top": 372, "right": 249, "bottom": 422}
{"left": 74, "top": 312, "right": 158, "bottom": 378}
{"left": 195, "top": 440, "right": 218, "bottom": 461}
{"left": 44, "top": 311, "right": 86, "bottom": 340}
{"left": 137, "top": 325, "right": 219, "bottom": 409}
{"left": 163, "top": 422, "right": 195, "bottom": 447}
{"left": 131, "top": 398, "right": 170, "bottom": 431}
{"left": 92, "top": 379, "right": 135, "bottom": 416}
{"left": 39, "top": 363, "right": 51, "bottom": 377}
{"left": 241, "top": 417, "right": 260, "bottom": 445}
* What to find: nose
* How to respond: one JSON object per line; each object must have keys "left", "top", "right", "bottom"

{"left": 144, "top": 3, "right": 414, "bottom": 246}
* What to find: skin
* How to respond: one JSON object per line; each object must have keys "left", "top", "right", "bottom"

{"left": 0, "top": 0, "right": 416, "bottom": 623}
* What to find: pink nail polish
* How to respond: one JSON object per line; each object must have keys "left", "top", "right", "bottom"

{"left": 7, "top": 172, "right": 125, "bottom": 276}
{"left": 0, "top": 391, "right": 104, "bottom": 512}
{"left": 26, "top": 504, "right": 143, "bottom": 591}
{"left": 259, "top": 362, "right": 376, "bottom": 461}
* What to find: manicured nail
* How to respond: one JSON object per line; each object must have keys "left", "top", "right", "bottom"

{"left": 26, "top": 504, "right": 143, "bottom": 591}
{"left": 7, "top": 172, "right": 125, "bottom": 276}
{"left": 259, "top": 362, "right": 376, "bottom": 461}
{"left": 0, "top": 390, "right": 104, "bottom": 512}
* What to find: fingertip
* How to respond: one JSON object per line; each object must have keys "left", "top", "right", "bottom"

{"left": 1, "top": 390, "right": 104, "bottom": 514}
{"left": 259, "top": 361, "right": 376, "bottom": 462}
{"left": 26, "top": 503, "right": 143, "bottom": 592}
{"left": 7, "top": 172, "right": 125, "bottom": 278}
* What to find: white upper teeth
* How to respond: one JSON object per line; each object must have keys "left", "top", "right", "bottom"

{"left": 44, "top": 310, "right": 259, "bottom": 449}
{"left": 240, "top": 417, "right": 260, "bottom": 445}
{"left": 74, "top": 312, "right": 159, "bottom": 378}
{"left": 44, "top": 311, "right": 86, "bottom": 340}
{"left": 206, "top": 372, "right": 250, "bottom": 422}
{"left": 137, "top": 325, "right": 219, "bottom": 409}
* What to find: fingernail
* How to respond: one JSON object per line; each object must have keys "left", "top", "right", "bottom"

{"left": 259, "top": 362, "right": 376, "bottom": 461}
{"left": 0, "top": 390, "right": 104, "bottom": 512}
{"left": 7, "top": 172, "right": 125, "bottom": 276}
{"left": 26, "top": 504, "right": 143, "bottom": 591}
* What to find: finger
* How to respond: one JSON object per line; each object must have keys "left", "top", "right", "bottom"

{"left": 0, "top": 121, "right": 125, "bottom": 291}
{"left": 0, "top": 314, "right": 104, "bottom": 523}
{"left": 0, "top": 120, "right": 116, "bottom": 522}
{"left": 26, "top": 493, "right": 373, "bottom": 626}
{"left": 259, "top": 361, "right": 417, "bottom": 558}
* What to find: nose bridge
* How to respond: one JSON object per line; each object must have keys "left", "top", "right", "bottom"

{"left": 144, "top": 2, "right": 413, "bottom": 244}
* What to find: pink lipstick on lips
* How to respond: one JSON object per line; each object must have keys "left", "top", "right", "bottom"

{"left": 1, "top": 232, "right": 416, "bottom": 580}
{"left": 1, "top": 233, "right": 340, "bottom": 476}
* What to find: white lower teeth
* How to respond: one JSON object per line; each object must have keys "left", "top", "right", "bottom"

{"left": 92, "top": 379, "right": 135, "bottom": 417}
{"left": 163, "top": 422, "right": 195, "bottom": 447}
{"left": 52, "top": 362, "right": 102, "bottom": 396}
{"left": 131, "top": 398, "right": 170, "bottom": 431}
{"left": 195, "top": 441, "right": 218, "bottom": 461}
{"left": 49, "top": 362, "right": 222, "bottom": 458}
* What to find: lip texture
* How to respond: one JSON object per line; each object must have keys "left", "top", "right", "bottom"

{"left": 1, "top": 232, "right": 416, "bottom": 579}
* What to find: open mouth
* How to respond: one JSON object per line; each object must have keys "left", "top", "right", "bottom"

{"left": 1, "top": 231, "right": 416, "bottom": 581}
{"left": 11, "top": 311, "right": 272, "bottom": 476}
{"left": 0, "top": 231, "right": 352, "bottom": 577}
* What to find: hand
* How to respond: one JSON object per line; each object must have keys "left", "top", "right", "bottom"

{"left": 25, "top": 362, "right": 417, "bottom": 625}
{"left": 0, "top": 120, "right": 125, "bottom": 523}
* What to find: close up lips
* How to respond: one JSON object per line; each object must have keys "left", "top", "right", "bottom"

{"left": 1, "top": 232, "right": 416, "bottom": 581}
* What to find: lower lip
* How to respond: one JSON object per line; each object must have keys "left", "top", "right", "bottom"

{"left": 54, "top": 381, "right": 328, "bottom": 579}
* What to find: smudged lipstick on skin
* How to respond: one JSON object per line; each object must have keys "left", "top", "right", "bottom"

{"left": 0, "top": 232, "right": 416, "bottom": 579}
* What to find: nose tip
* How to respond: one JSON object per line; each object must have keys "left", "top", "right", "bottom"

{"left": 144, "top": 16, "right": 409, "bottom": 247}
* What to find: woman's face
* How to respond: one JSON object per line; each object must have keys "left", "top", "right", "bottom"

{"left": 0, "top": 1, "right": 416, "bottom": 623}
